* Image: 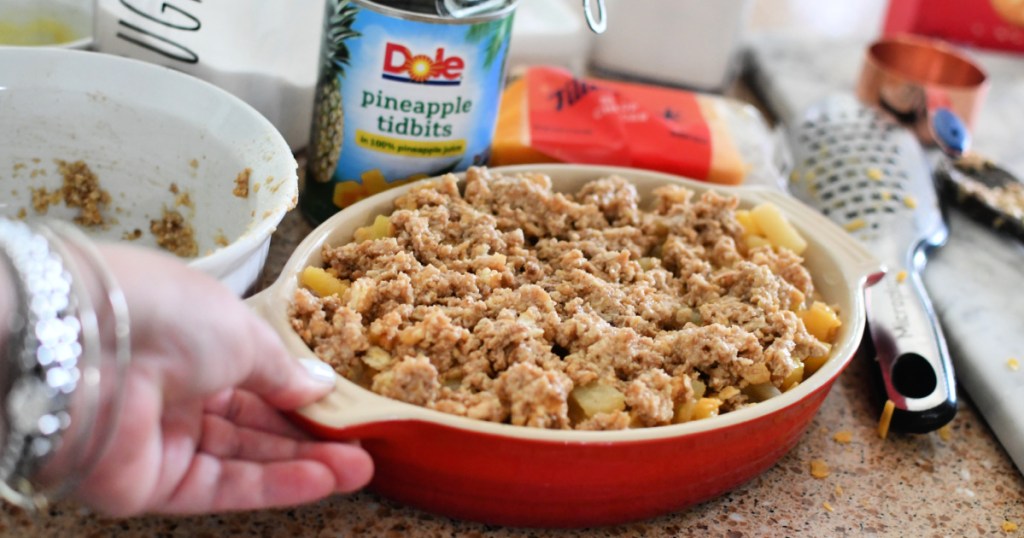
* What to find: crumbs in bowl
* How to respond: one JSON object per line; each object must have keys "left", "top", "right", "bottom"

{"left": 15, "top": 159, "right": 208, "bottom": 258}
{"left": 234, "top": 167, "right": 252, "bottom": 198}
{"left": 150, "top": 207, "right": 197, "bottom": 258}
{"left": 30, "top": 160, "right": 112, "bottom": 227}
{"left": 289, "top": 167, "right": 842, "bottom": 430}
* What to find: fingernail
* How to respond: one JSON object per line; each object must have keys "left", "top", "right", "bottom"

{"left": 299, "top": 358, "right": 337, "bottom": 386}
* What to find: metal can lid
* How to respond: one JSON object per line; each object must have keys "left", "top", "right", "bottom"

{"left": 439, "top": 0, "right": 607, "bottom": 33}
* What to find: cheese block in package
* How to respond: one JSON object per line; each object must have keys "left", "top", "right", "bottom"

{"left": 492, "top": 66, "right": 780, "bottom": 186}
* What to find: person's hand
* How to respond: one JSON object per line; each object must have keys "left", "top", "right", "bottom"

{"left": 69, "top": 244, "right": 373, "bottom": 517}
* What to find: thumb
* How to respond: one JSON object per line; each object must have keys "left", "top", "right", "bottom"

{"left": 259, "top": 355, "right": 340, "bottom": 410}
{"left": 234, "top": 316, "right": 339, "bottom": 410}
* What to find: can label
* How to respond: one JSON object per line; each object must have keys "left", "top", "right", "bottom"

{"left": 303, "top": 0, "right": 514, "bottom": 223}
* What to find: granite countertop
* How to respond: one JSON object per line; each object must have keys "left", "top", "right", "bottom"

{"left": 4, "top": 38, "right": 1024, "bottom": 538}
{"left": 3, "top": 243, "right": 1021, "bottom": 537}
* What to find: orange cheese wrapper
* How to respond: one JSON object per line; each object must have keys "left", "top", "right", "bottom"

{"left": 492, "top": 67, "right": 776, "bottom": 185}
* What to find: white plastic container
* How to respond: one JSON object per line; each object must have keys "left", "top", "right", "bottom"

{"left": 506, "top": 0, "right": 592, "bottom": 75}
{"left": 589, "top": 0, "right": 753, "bottom": 91}
{"left": 92, "top": 0, "right": 324, "bottom": 151}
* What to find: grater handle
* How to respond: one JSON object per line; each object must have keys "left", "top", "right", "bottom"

{"left": 864, "top": 247, "right": 957, "bottom": 433}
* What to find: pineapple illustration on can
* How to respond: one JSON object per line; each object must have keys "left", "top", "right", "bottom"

{"left": 302, "top": 0, "right": 517, "bottom": 223}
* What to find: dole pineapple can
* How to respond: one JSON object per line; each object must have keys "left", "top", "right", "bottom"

{"left": 301, "top": 0, "right": 517, "bottom": 223}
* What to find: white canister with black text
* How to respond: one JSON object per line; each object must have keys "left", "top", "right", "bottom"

{"left": 92, "top": 0, "right": 324, "bottom": 151}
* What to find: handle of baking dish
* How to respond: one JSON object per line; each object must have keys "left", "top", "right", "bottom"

{"left": 750, "top": 188, "right": 886, "bottom": 288}
{"left": 291, "top": 380, "right": 437, "bottom": 434}
{"left": 246, "top": 285, "right": 433, "bottom": 435}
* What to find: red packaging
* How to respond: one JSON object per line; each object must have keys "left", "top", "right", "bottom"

{"left": 885, "top": 0, "right": 1024, "bottom": 53}
{"left": 491, "top": 67, "right": 770, "bottom": 185}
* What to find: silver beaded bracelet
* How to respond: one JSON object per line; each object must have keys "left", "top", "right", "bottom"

{"left": 0, "top": 219, "right": 130, "bottom": 510}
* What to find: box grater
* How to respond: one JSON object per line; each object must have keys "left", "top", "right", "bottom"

{"left": 785, "top": 94, "right": 956, "bottom": 433}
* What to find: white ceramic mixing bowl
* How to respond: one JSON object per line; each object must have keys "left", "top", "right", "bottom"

{"left": 0, "top": 48, "right": 299, "bottom": 296}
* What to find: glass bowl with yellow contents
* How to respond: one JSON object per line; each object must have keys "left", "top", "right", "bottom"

{"left": 0, "top": 0, "right": 93, "bottom": 49}
{"left": 248, "top": 164, "right": 882, "bottom": 528}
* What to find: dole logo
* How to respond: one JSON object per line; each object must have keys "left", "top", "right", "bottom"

{"left": 382, "top": 42, "right": 464, "bottom": 85}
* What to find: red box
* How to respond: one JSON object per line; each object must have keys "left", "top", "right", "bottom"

{"left": 885, "top": 0, "right": 1024, "bottom": 53}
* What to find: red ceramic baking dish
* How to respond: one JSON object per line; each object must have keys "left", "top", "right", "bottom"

{"left": 247, "top": 164, "right": 882, "bottom": 528}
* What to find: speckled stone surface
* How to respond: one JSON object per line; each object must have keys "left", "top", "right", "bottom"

{"left": 3, "top": 321, "right": 1022, "bottom": 536}
{"left": 4, "top": 40, "right": 1024, "bottom": 537}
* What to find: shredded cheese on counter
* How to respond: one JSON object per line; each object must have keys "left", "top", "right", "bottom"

{"left": 878, "top": 400, "right": 895, "bottom": 440}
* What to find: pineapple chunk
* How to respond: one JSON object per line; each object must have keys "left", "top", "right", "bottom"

{"left": 750, "top": 202, "right": 807, "bottom": 254}
{"left": 692, "top": 397, "right": 723, "bottom": 420}
{"left": 637, "top": 257, "right": 659, "bottom": 271}
{"left": 674, "top": 398, "right": 698, "bottom": 423}
{"left": 691, "top": 378, "right": 706, "bottom": 399}
{"left": 717, "top": 386, "right": 741, "bottom": 400}
{"left": 299, "top": 266, "right": 349, "bottom": 297}
{"left": 803, "top": 353, "right": 830, "bottom": 377}
{"left": 674, "top": 378, "right": 709, "bottom": 423}
{"left": 568, "top": 383, "right": 625, "bottom": 421}
{"left": 735, "top": 209, "right": 762, "bottom": 236}
{"left": 740, "top": 363, "right": 771, "bottom": 385}
{"left": 362, "top": 346, "right": 394, "bottom": 371}
{"left": 782, "top": 363, "right": 805, "bottom": 390}
{"left": 744, "top": 234, "right": 773, "bottom": 250}
{"left": 799, "top": 301, "right": 842, "bottom": 342}
{"left": 348, "top": 361, "right": 374, "bottom": 389}
{"left": 354, "top": 214, "right": 392, "bottom": 242}
{"left": 742, "top": 382, "right": 782, "bottom": 402}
